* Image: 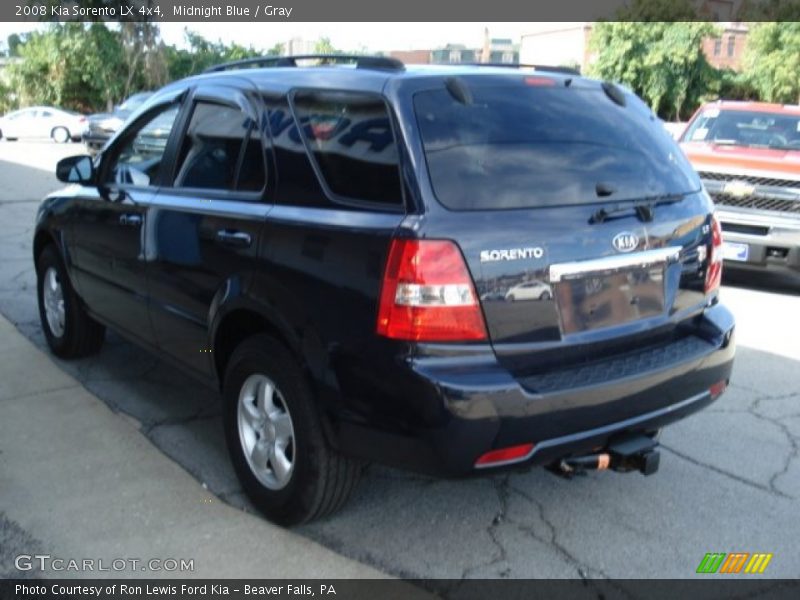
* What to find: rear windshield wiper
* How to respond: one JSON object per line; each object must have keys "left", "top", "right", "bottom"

{"left": 589, "top": 192, "right": 691, "bottom": 224}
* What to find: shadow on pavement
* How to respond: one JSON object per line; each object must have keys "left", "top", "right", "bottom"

{"left": 723, "top": 268, "right": 800, "bottom": 297}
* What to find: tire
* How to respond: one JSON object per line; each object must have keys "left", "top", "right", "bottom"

{"left": 539, "top": 291, "right": 552, "bottom": 301}
{"left": 36, "top": 245, "right": 105, "bottom": 358}
{"left": 507, "top": 294, "right": 515, "bottom": 302}
{"left": 223, "top": 334, "right": 361, "bottom": 525}
{"left": 51, "top": 127, "right": 70, "bottom": 144}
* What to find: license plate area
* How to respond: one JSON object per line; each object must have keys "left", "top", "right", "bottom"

{"left": 553, "top": 266, "right": 665, "bottom": 335}
{"left": 721, "top": 241, "right": 749, "bottom": 262}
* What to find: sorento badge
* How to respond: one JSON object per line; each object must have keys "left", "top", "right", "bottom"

{"left": 480, "top": 247, "right": 545, "bottom": 262}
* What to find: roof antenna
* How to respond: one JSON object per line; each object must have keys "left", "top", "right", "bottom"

{"left": 445, "top": 77, "right": 473, "bottom": 105}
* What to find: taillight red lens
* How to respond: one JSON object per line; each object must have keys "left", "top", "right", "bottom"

{"left": 376, "top": 239, "right": 488, "bottom": 342}
{"left": 524, "top": 76, "right": 556, "bottom": 87}
{"left": 705, "top": 214, "right": 723, "bottom": 295}
{"left": 475, "top": 443, "right": 535, "bottom": 467}
{"left": 709, "top": 380, "right": 727, "bottom": 400}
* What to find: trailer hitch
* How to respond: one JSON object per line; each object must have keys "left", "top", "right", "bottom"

{"left": 550, "top": 434, "right": 660, "bottom": 478}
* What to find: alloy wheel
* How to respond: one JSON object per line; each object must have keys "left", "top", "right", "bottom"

{"left": 237, "top": 373, "right": 296, "bottom": 490}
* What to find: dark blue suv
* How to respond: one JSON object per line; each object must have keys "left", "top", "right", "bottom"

{"left": 34, "top": 56, "right": 735, "bottom": 524}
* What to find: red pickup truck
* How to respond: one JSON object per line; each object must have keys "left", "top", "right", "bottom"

{"left": 680, "top": 101, "right": 800, "bottom": 280}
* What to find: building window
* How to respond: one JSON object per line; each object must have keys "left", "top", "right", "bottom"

{"left": 502, "top": 52, "right": 514, "bottom": 64}
{"left": 714, "top": 38, "right": 722, "bottom": 56}
{"left": 449, "top": 49, "right": 461, "bottom": 63}
{"left": 727, "top": 36, "right": 735, "bottom": 58}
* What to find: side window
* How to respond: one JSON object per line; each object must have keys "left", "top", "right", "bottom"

{"left": 105, "top": 104, "right": 180, "bottom": 187}
{"left": 173, "top": 101, "right": 265, "bottom": 193}
{"left": 290, "top": 90, "right": 403, "bottom": 207}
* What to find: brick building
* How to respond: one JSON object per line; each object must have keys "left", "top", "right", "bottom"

{"left": 520, "top": 21, "right": 750, "bottom": 74}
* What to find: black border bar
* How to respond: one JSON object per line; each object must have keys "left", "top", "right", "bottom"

{"left": 4, "top": 0, "right": 800, "bottom": 22}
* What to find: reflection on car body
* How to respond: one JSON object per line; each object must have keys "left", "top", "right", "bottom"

{"left": 505, "top": 280, "right": 552, "bottom": 301}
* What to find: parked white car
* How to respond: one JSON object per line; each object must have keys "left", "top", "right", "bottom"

{"left": 0, "top": 106, "right": 86, "bottom": 143}
{"left": 505, "top": 280, "right": 552, "bottom": 302}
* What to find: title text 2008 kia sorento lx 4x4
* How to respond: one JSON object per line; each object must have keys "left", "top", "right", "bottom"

{"left": 34, "top": 56, "right": 735, "bottom": 524}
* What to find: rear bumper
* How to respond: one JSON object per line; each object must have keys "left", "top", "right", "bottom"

{"left": 336, "top": 303, "right": 735, "bottom": 476}
{"left": 715, "top": 207, "right": 800, "bottom": 275}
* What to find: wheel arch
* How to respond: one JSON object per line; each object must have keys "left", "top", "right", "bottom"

{"left": 33, "top": 228, "right": 59, "bottom": 269}
{"left": 211, "top": 304, "right": 302, "bottom": 390}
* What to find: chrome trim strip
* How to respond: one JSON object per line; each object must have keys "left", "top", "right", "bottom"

{"left": 474, "top": 390, "right": 710, "bottom": 470}
{"left": 548, "top": 246, "right": 682, "bottom": 283}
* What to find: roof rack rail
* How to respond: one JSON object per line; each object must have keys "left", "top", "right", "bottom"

{"left": 463, "top": 63, "right": 580, "bottom": 76}
{"left": 203, "top": 54, "right": 405, "bottom": 74}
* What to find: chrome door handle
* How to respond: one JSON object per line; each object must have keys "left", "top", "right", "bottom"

{"left": 216, "top": 230, "right": 252, "bottom": 248}
{"left": 119, "top": 214, "right": 142, "bottom": 226}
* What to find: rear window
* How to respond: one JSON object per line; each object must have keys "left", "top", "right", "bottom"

{"left": 683, "top": 108, "right": 800, "bottom": 151}
{"left": 413, "top": 82, "right": 699, "bottom": 211}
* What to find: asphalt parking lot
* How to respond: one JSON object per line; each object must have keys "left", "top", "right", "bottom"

{"left": 0, "top": 141, "right": 798, "bottom": 581}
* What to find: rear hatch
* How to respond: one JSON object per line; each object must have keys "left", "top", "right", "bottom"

{"left": 411, "top": 74, "right": 713, "bottom": 375}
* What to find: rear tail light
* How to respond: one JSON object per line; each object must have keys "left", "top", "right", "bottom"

{"left": 705, "top": 214, "right": 723, "bottom": 295}
{"left": 475, "top": 443, "right": 535, "bottom": 468}
{"left": 376, "top": 239, "right": 488, "bottom": 342}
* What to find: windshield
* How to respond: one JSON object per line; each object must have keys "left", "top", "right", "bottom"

{"left": 413, "top": 82, "right": 699, "bottom": 211}
{"left": 683, "top": 108, "right": 800, "bottom": 151}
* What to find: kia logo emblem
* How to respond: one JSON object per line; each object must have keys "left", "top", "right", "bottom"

{"left": 612, "top": 232, "right": 639, "bottom": 253}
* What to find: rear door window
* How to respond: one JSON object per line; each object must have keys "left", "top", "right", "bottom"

{"left": 413, "top": 81, "right": 699, "bottom": 210}
{"left": 290, "top": 90, "right": 403, "bottom": 207}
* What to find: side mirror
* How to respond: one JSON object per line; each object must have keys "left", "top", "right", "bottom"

{"left": 56, "top": 155, "right": 95, "bottom": 184}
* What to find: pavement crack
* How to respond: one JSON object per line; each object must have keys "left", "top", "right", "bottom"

{"left": 459, "top": 475, "right": 510, "bottom": 580}
{"left": 141, "top": 410, "right": 220, "bottom": 436}
{"left": 746, "top": 404, "right": 800, "bottom": 498}
{"left": 508, "top": 483, "right": 602, "bottom": 581}
{"left": 0, "top": 383, "right": 83, "bottom": 404}
{"left": 507, "top": 484, "right": 639, "bottom": 598}
{"left": 661, "top": 444, "right": 792, "bottom": 499}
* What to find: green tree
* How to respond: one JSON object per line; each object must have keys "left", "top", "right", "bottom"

{"left": 589, "top": 22, "right": 717, "bottom": 120}
{"left": 314, "top": 37, "right": 339, "bottom": 54}
{"left": 8, "top": 23, "right": 127, "bottom": 112}
{"left": 615, "top": 0, "right": 698, "bottom": 20}
{"left": 7, "top": 33, "right": 29, "bottom": 57}
{"left": 740, "top": 0, "right": 800, "bottom": 19}
{"left": 165, "top": 30, "right": 265, "bottom": 80}
{"left": 709, "top": 68, "right": 759, "bottom": 102}
{"left": 743, "top": 22, "right": 800, "bottom": 104}
{"left": 0, "top": 80, "right": 15, "bottom": 113}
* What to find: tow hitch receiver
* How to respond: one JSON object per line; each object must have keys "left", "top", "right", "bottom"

{"left": 552, "top": 434, "right": 660, "bottom": 478}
